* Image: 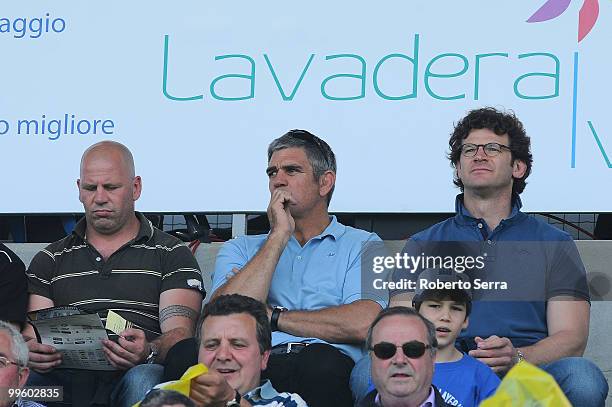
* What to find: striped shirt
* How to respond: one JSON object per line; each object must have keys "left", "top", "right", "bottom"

{"left": 245, "top": 381, "right": 308, "bottom": 407}
{"left": 26, "top": 212, "right": 203, "bottom": 336}
{"left": 14, "top": 398, "right": 46, "bottom": 407}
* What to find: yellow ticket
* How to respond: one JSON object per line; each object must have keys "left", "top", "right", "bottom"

{"left": 105, "top": 310, "right": 130, "bottom": 335}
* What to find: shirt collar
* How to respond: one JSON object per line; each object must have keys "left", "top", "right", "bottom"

{"left": 73, "top": 211, "right": 153, "bottom": 242}
{"left": 244, "top": 380, "right": 278, "bottom": 401}
{"left": 374, "top": 387, "right": 436, "bottom": 407}
{"left": 277, "top": 215, "right": 345, "bottom": 243}
{"left": 422, "top": 387, "right": 436, "bottom": 407}
{"left": 454, "top": 193, "right": 525, "bottom": 226}
{"left": 317, "top": 215, "right": 345, "bottom": 240}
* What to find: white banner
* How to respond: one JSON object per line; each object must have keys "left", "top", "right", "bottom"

{"left": 1, "top": 1, "right": 610, "bottom": 213}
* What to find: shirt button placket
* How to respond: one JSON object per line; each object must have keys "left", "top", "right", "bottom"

{"left": 292, "top": 254, "right": 304, "bottom": 285}
{"left": 95, "top": 255, "right": 102, "bottom": 273}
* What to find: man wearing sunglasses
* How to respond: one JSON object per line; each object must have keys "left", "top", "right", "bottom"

{"left": 211, "top": 130, "right": 387, "bottom": 407}
{"left": 358, "top": 307, "right": 451, "bottom": 407}
{"left": 392, "top": 107, "right": 607, "bottom": 406}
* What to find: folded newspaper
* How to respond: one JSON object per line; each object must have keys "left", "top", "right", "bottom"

{"left": 27, "top": 306, "right": 116, "bottom": 371}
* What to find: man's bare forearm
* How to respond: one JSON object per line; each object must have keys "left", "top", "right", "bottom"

{"left": 520, "top": 299, "right": 588, "bottom": 365}
{"left": 519, "top": 329, "right": 586, "bottom": 365}
{"left": 212, "top": 232, "right": 289, "bottom": 302}
{"left": 155, "top": 296, "right": 202, "bottom": 363}
{"left": 277, "top": 300, "right": 382, "bottom": 343}
{"left": 150, "top": 326, "right": 192, "bottom": 363}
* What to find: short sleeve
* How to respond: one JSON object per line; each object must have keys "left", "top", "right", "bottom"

{"left": 211, "top": 237, "right": 251, "bottom": 294}
{"left": 341, "top": 233, "right": 388, "bottom": 309}
{"left": 26, "top": 248, "right": 56, "bottom": 300}
{"left": 160, "top": 243, "right": 205, "bottom": 297}
{"left": 547, "top": 239, "right": 590, "bottom": 301}
{"left": 477, "top": 362, "right": 501, "bottom": 402}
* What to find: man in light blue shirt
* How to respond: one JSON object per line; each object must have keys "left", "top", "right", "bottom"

{"left": 211, "top": 130, "right": 387, "bottom": 407}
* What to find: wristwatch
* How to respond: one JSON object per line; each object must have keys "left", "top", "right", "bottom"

{"left": 270, "top": 306, "right": 288, "bottom": 332}
{"left": 513, "top": 348, "right": 525, "bottom": 365}
{"left": 226, "top": 389, "right": 241, "bottom": 406}
{"left": 146, "top": 342, "right": 159, "bottom": 364}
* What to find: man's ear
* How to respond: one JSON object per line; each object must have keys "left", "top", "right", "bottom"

{"left": 132, "top": 176, "right": 142, "bottom": 201}
{"left": 17, "top": 366, "right": 30, "bottom": 388}
{"left": 77, "top": 179, "right": 84, "bottom": 203}
{"left": 454, "top": 165, "right": 461, "bottom": 183}
{"left": 318, "top": 171, "right": 335, "bottom": 198}
{"left": 260, "top": 349, "right": 271, "bottom": 371}
{"left": 512, "top": 159, "right": 527, "bottom": 180}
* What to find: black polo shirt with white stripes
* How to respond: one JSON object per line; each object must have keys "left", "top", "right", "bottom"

{"left": 26, "top": 212, "right": 203, "bottom": 336}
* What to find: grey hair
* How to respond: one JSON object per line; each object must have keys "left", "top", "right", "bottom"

{"left": 267, "top": 129, "right": 337, "bottom": 205}
{"left": 365, "top": 307, "right": 438, "bottom": 357}
{"left": 0, "top": 320, "right": 29, "bottom": 367}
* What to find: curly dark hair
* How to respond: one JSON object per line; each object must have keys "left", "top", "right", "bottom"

{"left": 448, "top": 107, "right": 533, "bottom": 195}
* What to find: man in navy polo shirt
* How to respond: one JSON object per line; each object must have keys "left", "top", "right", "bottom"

{"left": 395, "top": 107, "right": 608, "bottom": 406}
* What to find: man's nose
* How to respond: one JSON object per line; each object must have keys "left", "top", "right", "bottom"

{"left": 473, "top": 145, "right": 488, "bottom": 160}
{"left": 94, "top": 186, "right": 108, "bottom": 203}
{"left": 272, "top": 171, "right": 288, "bottom": 188}
{"left": 391, "top": 345, "right": 409, "bottom": 365}
{"left": 215, "top": 342, "right": 232, "bottom": 361}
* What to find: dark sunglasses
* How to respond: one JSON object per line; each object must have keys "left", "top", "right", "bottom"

{"left": 370, "top": 341, "right": 432, "bottom": 359}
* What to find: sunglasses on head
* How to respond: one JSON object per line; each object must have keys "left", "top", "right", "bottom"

{"left": 370, "top": 341, "right": 432, "bottom": 359}
{"left": 289, "top": 129, "right": 332, "bottom": 165}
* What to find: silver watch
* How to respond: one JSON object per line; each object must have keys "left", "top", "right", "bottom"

{"left": 145, "top": 342, "right": 159, "bottom": 364}
{"left": 513, "top": 348, "right": 525, "bottom": 365}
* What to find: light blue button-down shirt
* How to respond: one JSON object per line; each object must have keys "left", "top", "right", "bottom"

{"left": 212, "top": 216, "right": 388, "bottom": 362}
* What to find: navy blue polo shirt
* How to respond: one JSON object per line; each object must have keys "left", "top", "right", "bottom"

{"left": 411, "top": 194, "right": 590, "bottom": 349}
